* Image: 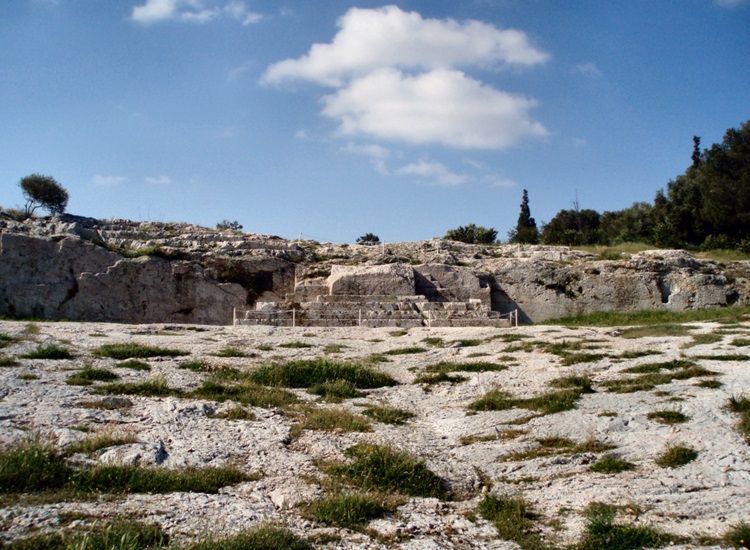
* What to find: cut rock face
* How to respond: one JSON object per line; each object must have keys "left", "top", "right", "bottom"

{"left": 328, "top": 264, "right": 416, "bottom": 297}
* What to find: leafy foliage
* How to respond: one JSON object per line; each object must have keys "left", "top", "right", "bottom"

{"left": 444, "top": 223, "right": 497, "bottom": 244}
{"left": 508, "top": 189, "right": 540, "bottom": 244}
{"left": 19, "top": 173, "right": 69, "bottom": 216}
{"left": 356, "top": 232, "right": 381, "bottom": 246}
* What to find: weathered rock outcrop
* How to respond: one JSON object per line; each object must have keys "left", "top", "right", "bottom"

{"left": 2, "top": 214, "right": 749, "bottom": 324}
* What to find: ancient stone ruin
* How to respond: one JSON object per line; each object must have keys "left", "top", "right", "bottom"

{"left": 236, "top": 263, "right": 516, "bottom": 327}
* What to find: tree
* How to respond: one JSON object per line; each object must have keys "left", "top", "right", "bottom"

{"left": 19, "top": 174, "right": 69, "bottom": 217}
{"left": 540, "top": 208, "right": 604, "bottom": 246}
{"left": 356, "top": 233, "right": 381, "bottom": 246}
{"left": 444, "top": 223, "right": 498, "bottom": 244}
{"left": 508, "top": 189, "right": 539, "bottom": 244}
{"left": 216, "top": 219, "right": 243, "bottom": 231}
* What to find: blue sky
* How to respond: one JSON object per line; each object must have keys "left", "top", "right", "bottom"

{"left": 2, "top": 0, "right": 748, "bottom": 243}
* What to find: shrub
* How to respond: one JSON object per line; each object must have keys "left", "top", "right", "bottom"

{"left": 356, "top": 233, "right": 381, "bottom": 246}
{"left": 444, "top": 224, "right": 498, "bottom": 244}
{"left": 655, "top": 444, "right": 698, "bottom": 468}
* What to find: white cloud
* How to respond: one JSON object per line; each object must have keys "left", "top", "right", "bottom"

{"left": 262, "top": 6, "right": 548, "bottom": 152}
{"left": 342, "top": 143, "right": 391, "bottom": 174}
{"left": 131, "top": 0, "right": 261, "bottom": 25}
{"left": 483, "top": 175, "right": 519, "bottom": 188}
{"left": 574, "top": 62, "right": 602, "bottom": 76}
{"left": 262, "top": 5, "right": 549, "bottom": 86}
{"left": 145, "top": 175, "right": 172, "bottom": 185}
{"left": 398, "top": 160, "right": 468, "bottom": 186}
{"left": 93, "top": 174, "right": 128, "bottom": 186}
{"left": 323, "top": 68, "right": 547, "bottom": 149}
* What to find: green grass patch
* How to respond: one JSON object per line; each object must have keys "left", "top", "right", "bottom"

{"left": 186, "top": 524, "right": 312, "bottom": 550}
{"left": 0, "top": 355, "right": 19, "bottom": 367}
{"left": 79, "top": 397, "right": 133, "bottom": 410}
{"left": 0, "top": 334, "right": 17, "bottom": 349}
{"left": 617, "top": 350, "right": 662, "bottom": 359}
{"left": 0, "top": 520, "right": 169, "bottom": 550}
{"left": 479, "top": 493, "right": 546, "bottom": 550}
{"left": 20, "top": 343, "right": 73, "bottom": 360}
{"left": 589, "top": 454, "right": 636, "bottom": 474}
{"left": 323, "top": 344, "right": 347, "bottom": 354}
{"left": 114, "top": 359, "right": 151, "bottom": 371}
{"left": 422, "top": 337, "right": 445, "bottom": 347}
{"left": 683, "top": 333, "right": 723, "bottom": 348}
{"left": 215, "top": 346, "right": 248, "bottom": 357}
{"left": 576, "top": 502, "right": 669, "bottom": 549}
{"left": 546, "top": 306, "right": 750, "bottom": 328}
{"left": 211, "top": 405, "right": 257, "bottom": 421}
{"left": 468, "top": 388, "right": 584, "bottom": 415}
{"left": 647, "top": 410, "right": 689, "bottom": 424}
{"left": 92, "top": 343, "right": 188, "bottom": 359}
{"left": 382, "top": 346, "right": 427, "bottom": 355}
{"left": 502, "top": 437, "right": 614, "bottom": 462}
{"left": 249, "top": 359, "right": 397, "bottom": 389}
{"left": 620, "top": 324, "right": 695, "bottom": 339}
{"left": 193, "top": 379, "right": 299, "bottom": 409}
{"left": 308, "top": 379, "right": 364, "bottom": 402}
{"left": 66, "top": 429, "right": 137, "bottom": 455}
{"left": 723, "top": 522, "right": 750, "bottom": 549}
{"left": 655, "top": 444, "right": 698, "bottom": 468}
{"left": 425, "top": 360, "right": 507, "bottom": 373}
{"left": 303, "top": 492, "right": 396, "bottom": 530}
{"left": 730, "top": 338, "right": 750, "bottom": 347}
{"left": 293, "top": 407, "right": 372, "bottom": 435}
{"left": 693, "top": 354, "right": 750, "bottom": 361}
{"left": 361, "top": 405, "right": 415, "bottom": 425}
{"left": 604, "top": 360, "right": 716, "bottom": 393}
{"left": 452, "top": 339, "right": 483, "bottom": 347}
{"left": 66, "top": 367, "right": 120, "bottom": 386}
{"left": 548, "top": 375, "right": 594, "bottom": 393}
{"left": 179, "top": 359, "right": 217, "bottom": 372}
{"left": 695, "top": 379, "right": 723, "bottom": 389}
{"left": 256, "top": 344, "right": 274, "bottom": 351}
{"left": 414, "top": 371, "right": 468, "bottom": 385}
{"left": 278, "top": 341, "right": 313, "bottom": 349}
{"left": 95, "top": 376, "right": 180, "bottom": 398}
{"left": 727, "top": 395, "right": 750, "bottom": 443}
{"left": 459, "top": 429, "right": 527, "bottom": 445}
{"left": 327, "top": 443, "right": 450, "bottom": 500}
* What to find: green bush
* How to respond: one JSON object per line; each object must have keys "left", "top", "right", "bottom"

{"left": 655, "top": 444, "right": 698, "bottom": 468}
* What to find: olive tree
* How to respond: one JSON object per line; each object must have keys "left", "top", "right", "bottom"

{"left": 19, "top": 174, "right": 69, "bottom": 217}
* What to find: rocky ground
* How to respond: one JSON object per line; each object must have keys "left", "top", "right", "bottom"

{"left": 0, "top": 318, "right": 748, "bottom": 548}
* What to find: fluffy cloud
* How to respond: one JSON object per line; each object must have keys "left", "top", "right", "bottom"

{"left": 398, "top": 160, "right": 468, "bottom": 186}
{"left": 131, "top": 0, "right": 261, "bottom": 25}
{"left": 262, "top": 5, "right": 548, "bottom": 86}
{"left": 323, "top": 68, "right": 547, "bottom": 149}
{"left": 262, "top": 6, "right": 548, "bottom": 152}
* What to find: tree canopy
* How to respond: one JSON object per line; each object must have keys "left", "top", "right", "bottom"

{"left": 19, "top": 174, "right": 69, "bottom": 217}
{"left": 444, "top": 224, "right": 497, "bottom": 245}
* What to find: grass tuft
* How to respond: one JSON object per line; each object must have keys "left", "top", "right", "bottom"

{"left": 66, "top": 366, "right": 120, "bottom": 386}
{"left": 250, "top": 359, "right": 397, "bottom": 389}
{"left": 308, "top": 379, "right": 364, "bottom": 402}
{"left": 215, "top": 347, "right": 247, "bottom": 357}
{"left": 293, "top": 407, "right": 372, "bottom": 434}
{"left": 193, "top": 379, "right": 298, "bottom": 409}
{"left": 211, "top": 405, "right": 257, "bottom": 421}
{"left": 576, "top": 502, "right": 668, "bottom": 549}
{"left": 187, "top": 524, "right": 312, "bottom": 550}
{"left": 361, "top": 405, "right": 415, "bottom": 425}
{"left": 278, "top": 341, "right": 313, "bottom": 349}
{"left": 654, "top": 444, "right": 698, "bottom": 468}
{"left": 646, "top": 410, "right": 689, "bottom": 424}
{"left": 0, "top": 520, "right": 169, "bottom": 550}
{"left": 468, "top": 388, "right": 584, "bottom": 415}
{"left": 95, "top": 375, "right": 180, "bottom": 398}
{"left": 20, "top": 343, "right": 73, "bottom": 360}
{"left": 304, "top": 492, "right": 395, "bottom": 530}
{"left": 328, "top": 443, "right": 450, "bottom": 500}
{"left": 723, "top": 522, "right": 750, "bottom": 549}
{"left": 479, "top": 493, "right": 545, "bottom": 550}
{"left": 0, "top": 355, "right": 20, "bottom": 367}
{"left": 727, "top": 395, "right": 750, "bottom": 443}
{"left": 114, "top": 359, "right": 151, "bottom": 371}
{"left": 92, "top": 343, "right": 188, "bottom": 360}
{"left": 548, "top": 375, "right": 594, "bottom": 393}
{"left": 589, "top": 454, "right": 636, "bottom": 474}
{"left": 382, "top": 346, "right": 427, "bottom": 355}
